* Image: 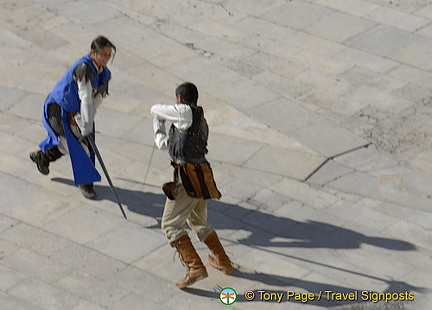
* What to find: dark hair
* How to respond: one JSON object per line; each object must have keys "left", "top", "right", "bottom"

{"left": 90, "top": 36, "right": 116, "bottom": 61}
{"left": 175, "top": 82, "right": 199, "bottom": 105}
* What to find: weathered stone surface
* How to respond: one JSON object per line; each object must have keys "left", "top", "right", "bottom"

{"left": 1, "top": 1, "right": 431, "bottom": 309}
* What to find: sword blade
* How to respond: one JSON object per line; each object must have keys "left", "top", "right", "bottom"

{"left": 86, "top": 136, "right": 127, "bottom": 219}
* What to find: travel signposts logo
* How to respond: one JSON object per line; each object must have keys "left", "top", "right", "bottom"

{"left": 220, "top": 287, "right": 237, "bottom": 305}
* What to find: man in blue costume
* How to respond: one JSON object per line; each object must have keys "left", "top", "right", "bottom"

{"left": 30, "top": 36, "right": 116, "bottom": 199}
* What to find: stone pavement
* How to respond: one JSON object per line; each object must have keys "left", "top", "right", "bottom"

{"left": 1, "top": 0, "right": 432, "bottom": 309}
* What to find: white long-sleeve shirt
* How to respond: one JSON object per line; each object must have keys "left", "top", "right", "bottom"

{"left": 74, "top": 63, "right": 104, "bottom": 136}
{"left": 150, "top": 103, "right": 193, "bottom": 150}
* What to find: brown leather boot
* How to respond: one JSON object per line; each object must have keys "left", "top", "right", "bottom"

{"left": 29, "top": 147, "right": 63, "bottom": 175}
{"left": 79, "top": 184, "right": 97, "bottom": 200}
{"left": 171, "top": 234, "right": 208, "bottom": 288}
{"left": 204, "top": 231, "right": 233, "bottom": 275}
{"left": 29, "top": 150, "right": 50, "bottom": 175}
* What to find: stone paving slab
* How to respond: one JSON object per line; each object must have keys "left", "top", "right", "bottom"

{"left": 306, "top": 11, "right": 377, "bottom": 42}
{"left": 392, "top": 37, "right": 432, "bottom": 71}
{"left": 0, "top": 291, "right": 43, "bottom": 310}
{"left": 262, "top": 1, "right": 335, "bottom": 30}
{"left": 345, "top": 25, "right": 421, "bottom": 58}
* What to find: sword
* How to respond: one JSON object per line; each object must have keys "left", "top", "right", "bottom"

{"left": 86, "top": 136, "right": 127, "bottom": 219}
{"left": 143, "top": 143, "right": 156, "bottom": 186}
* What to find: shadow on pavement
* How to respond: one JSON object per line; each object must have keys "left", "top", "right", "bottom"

{"left": 208, "top": 199, "right": 416, "bottom": 251}
{"left": 51, "top": 177, "right": 415, "bottom": 252}
{"left": 52, "top": 177, "right": 165, "bottom": 225}
{"left": 52, "top": 176, "right": 416, "bottom": 253}
{"left": 51, "top": 177, "right": 425, "bottom": 308}
{"left": 179, "top": 268, "right": 429, "bottom": 308}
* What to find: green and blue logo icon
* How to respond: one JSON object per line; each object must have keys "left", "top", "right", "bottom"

{"left": 220, "top": 287, "right": 237, "bottom": 305}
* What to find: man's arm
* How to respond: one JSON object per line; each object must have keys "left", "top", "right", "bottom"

{"left": 150, "top": 103, "right": 193, "bottom": 149}
{"left": 76, "top": 79, "right": 95, "bottom": 136}
{"left": 74, "top": 63, "right": 96, "bottom": 137}
{"left": 152, "top": 118, "right": 169, "bottom": 150}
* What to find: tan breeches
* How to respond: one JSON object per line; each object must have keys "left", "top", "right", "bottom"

{"left": 161, "top": 183, "right": 214, "bottom": 243}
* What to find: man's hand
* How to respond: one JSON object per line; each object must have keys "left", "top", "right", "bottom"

{"left": 70, "top": 121, "right": 91, "bottom": 142}
{"left": 73, "top": 114, "right": 93, "bottom": 137}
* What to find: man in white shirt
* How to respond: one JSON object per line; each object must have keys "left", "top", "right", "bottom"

{"left": 151, "top": 82, "right": 232, "bottom": 288}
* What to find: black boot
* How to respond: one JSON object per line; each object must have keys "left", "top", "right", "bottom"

{"left": 29, "top": 147, "right": 63, "bottom": 175}
{"left": 79, "top": 184, "right": 97, "bottom": 200}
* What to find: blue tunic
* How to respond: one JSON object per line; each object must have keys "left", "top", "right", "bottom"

{"left": 39, "top": 55, "right": 111, "bottom": 185}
